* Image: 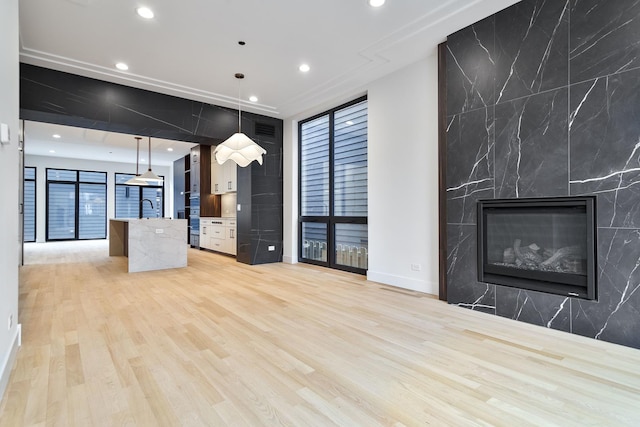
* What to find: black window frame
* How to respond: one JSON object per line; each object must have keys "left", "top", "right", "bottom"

{"left": 23, "top": 166, "right": 37, "bottom": 243}
{"left": 45, "top": 168, "right": 108, "bottom": 241}
{"left": 298, "top": 96, "right": 368, "bottom": 274}
{"left": 114, "top": 173, "right": 165, "bottom": 219}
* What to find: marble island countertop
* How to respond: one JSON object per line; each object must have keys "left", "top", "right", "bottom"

{"left": 109, "top": 218, "right": 188, "bottom": 273}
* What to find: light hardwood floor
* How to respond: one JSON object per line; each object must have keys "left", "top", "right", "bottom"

{"left": 2, "top": 241, "right": 640, "bottom": 426}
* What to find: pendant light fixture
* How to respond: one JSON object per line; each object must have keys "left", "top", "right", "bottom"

{"left": 125, "top": 137, "right": 149, "bottom": 186}
{"left": 214, "top": 73, "right": 266, "bottom": 167}
{"left": 138, "top": 136, "right": 163, "bottom": 183}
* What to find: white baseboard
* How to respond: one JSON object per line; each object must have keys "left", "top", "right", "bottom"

{"left": 367, "top": 271, "right": 438, "bottom": 296}
{"left": 0, "top": 323, "right": 21, "bottom": 402}
{"left": 282, "top": 255, "right": 297, "bottom": 264}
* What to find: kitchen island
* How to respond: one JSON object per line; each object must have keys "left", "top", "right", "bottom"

{"left": 109, "top": 218, "right": 188, "bottom": 273}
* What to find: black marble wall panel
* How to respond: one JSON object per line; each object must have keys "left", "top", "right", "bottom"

{"left": 494, "top": 0, "right": 569, "bottom": 103}
{"left": 496, "top": 288, "right": 571, "bottom": 332}
{"left": 569, "top": 69, "right": 640, "bottom": 228}
{"left": 445, "top": 0, "right": 640, "bottom": 349}
{"left": 20, "top": 63, "right": 283, "bottom": 266}
{"left": 445, "top": 108, "right": 494, "bottom": 224}
{"left": 446, "top": 16, "right": 495, "bottom": 115}
{"left": 248, "top": 135, "right": 283, "bottom": 265}
{"left": 572, "top": 228, "right": 640, "bottom": 348}
{"left": 447, "top": 224, "right": 496, "bottom": 314}
{"left": 570, "top": 0, "right": 640, "bottom": 84}
{"left": 494, "top": 88, "right": 568, "bottom": 198}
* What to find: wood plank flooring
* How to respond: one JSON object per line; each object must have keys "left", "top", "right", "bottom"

{"left": 1, "top": 240, "right": 640, "bottom": 426}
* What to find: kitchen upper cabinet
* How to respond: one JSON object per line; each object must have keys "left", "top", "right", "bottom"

{"left": 211, "top": 160, "right": 237, "bottom": 195}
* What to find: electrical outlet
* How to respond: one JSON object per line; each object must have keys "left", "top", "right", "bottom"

{"left": 8, "top": 314, "right": 12, "bottom": 330}
{"left": 268, "top": 245, "right": 275, "bottom": 251}
{"left": 411, "top": 263, "right": 422, "bottom": 271}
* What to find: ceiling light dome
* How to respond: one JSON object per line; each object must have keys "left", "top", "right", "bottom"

{"left": 369, "top": 0, "right": 385, "bottom": 7}
{"left": 136, "top": 7, "right": 154, "bottom": 19}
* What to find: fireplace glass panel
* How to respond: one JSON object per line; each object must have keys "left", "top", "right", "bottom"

{"left": 486, "top": 210, "right": 587, "bottom": 275}
{"left": 478, "top": 197, "right": 596, "bottom": 300}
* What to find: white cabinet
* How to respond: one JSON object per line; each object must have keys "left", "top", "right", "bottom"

{"left": 200, "top": 217, "right": 236, "bottom": 256}
{"left": 199, "top": 218, "right": 213, "bottom": 250}
{"left": 211, "top": 160, "right": 237, "bottom": 194}
{"left": 225, "top": 219, "right": 237, "bottom": 256}
{"left": 209, "top": 219, "right": 226, "bottom": 252}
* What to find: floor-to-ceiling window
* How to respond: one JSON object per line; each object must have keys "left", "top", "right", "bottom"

{"left": 24, "top": 166, "right": 36, "bottom": 243}
{"left": 46, "top": 169, "right": 107, "bottom": 241}
{"left": 114, "top": 173, "right": 164, "bottom": 219}
{"left": 299, "top": 96, "right": 368, "bottom": 273}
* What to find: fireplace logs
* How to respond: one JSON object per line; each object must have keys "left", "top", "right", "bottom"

{"left": 498, "top": 239, "right": 583, "bottom": 273}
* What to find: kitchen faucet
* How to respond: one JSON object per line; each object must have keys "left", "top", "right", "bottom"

{"left": 141, "top": 198, "right": 154, "bottom": 218}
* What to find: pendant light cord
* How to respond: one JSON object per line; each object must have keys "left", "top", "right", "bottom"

{"left": 135, "top": 137, "right": 142, "bottom": 175}
{"left": 148, "top": 136, "right": 152, "bottom": 171}
{"left": 235, "top": 73, "right": 245, "bottom": 133}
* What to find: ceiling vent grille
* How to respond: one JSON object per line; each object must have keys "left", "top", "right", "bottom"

{"left": 255, "top": 122, "right": 276, "bottom": 138}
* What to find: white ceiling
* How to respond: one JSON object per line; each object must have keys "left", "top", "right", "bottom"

{"left": 19, "top": 0, "right": 521, "bottom": 165}
{"left": 19, "top": 0, "right": 521, "bottom": 119}
{"left": 23, "top": 121, "right": 196, "bottom": 166}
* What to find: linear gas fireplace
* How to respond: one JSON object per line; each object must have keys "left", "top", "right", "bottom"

{"left": 477, "top": 197, "right": 597, "bottom": 300}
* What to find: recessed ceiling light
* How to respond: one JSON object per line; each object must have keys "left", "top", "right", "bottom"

{"left": 136, "top": 7, "right": 154, "bottom": 19}
{"left": 369, "top": 0, "right": 385, "bottom": 7}
{"left": 116, "top": 62, "right": 129, "bottom": 71}
{"left": 49, "top": 150, "right": 55, "bottom": 153}
{"left": 299, "top": 63, "right": 310, "bottom": 73}
{"left": 167, "top": 147, "right": 174, "bottom": 152}
{"left": 249, "top": 96, "right": 258, "bottom": 103}
{"left": 52, "top": 134, "right": 61, "bottom": 139}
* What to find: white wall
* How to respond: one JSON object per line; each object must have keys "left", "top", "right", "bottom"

{"left": 283, "top": 54, "right": 440, "bottom": 295}
{"left": 367, "top": 55, "right": 439, "bottom": 294}
{"left": 0, "top": 0, "right": 20, "bottom": 401}
{"left": 26, "top": 155, "right": 173, "bottom": 242}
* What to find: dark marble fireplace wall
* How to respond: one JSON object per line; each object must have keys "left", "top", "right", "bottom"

{"left": 20, "top": 63, "right": 283, "bottom": 265}
{"left": 445, "top": 0, "right": 640, "bottom": 349}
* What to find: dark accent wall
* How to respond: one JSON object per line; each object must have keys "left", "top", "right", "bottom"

{"left": 444, "top": 0, "right": 640, "bottom": 349}
{"left": 20, "top": 63, "right": 283, "bottom": 265}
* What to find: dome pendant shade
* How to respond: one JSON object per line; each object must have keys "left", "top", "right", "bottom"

{"left": 125, "top": 176, "right": 149, "bottom": 186}
{"left": 214, "top": 132, "right": 266, "bottom": 167}
{"left": 138, "top": 169, "right": 163, "bottom": 182}
{"left": 216, "top": 72, "right": 267, "bottom": 167}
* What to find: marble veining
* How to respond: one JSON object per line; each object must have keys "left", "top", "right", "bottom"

{"left": 570, "top": 0, "right": 640, "bottom": 83}
{"left": 446, "top": 0, "right": 640, "bottom": 349}
{"left": 569, "top": 70, "right": 640, "bottom": 228}
{"left": 115, "top": 104, "right": 193, "bottom": 134}
{"left": 495, "top": 88, "right": 568, "bottom": 198}
{"left": 495, "top": 0, "right": 569, "bottom": 103}
{"left": 572, "top": 228, "right": 640, "bottom": 348}
{"left": 446, "top": 16, "right": 495, "bottom": 115}
{"left": 446, "top": 108, "right": 494, "bottom": 224}
{"left": 127, "top": 219, "right": 188, "bottom": 273}
{"left": 496, "top": 287, "right": 571, "bottom": 332}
